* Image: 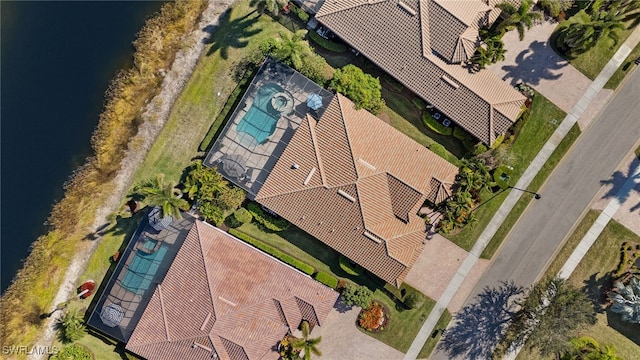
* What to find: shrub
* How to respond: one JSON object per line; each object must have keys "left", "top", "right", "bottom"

{"left": 490, "top": 133, "right": 505, "bottom": 150}
{"left": 330, "top": 64, "right": 385, "bottom": 114}
{"left": 412, "top": 97, "right": 426, "bottom": 110}
{"left": 453, "top": 127, "right": 476, "bottom": 152}
{"left": 422, "top": 112, "right": 452, "bottom": 135}
{"left": 358, "top": 300, "right": 388, "bottom": 332}
{"left": 473, "top": 142, "right": 488, "bottom": 156}
{"left": 453, "top": 126, "right": 468, "bottom": 140}
{"left": 404, "top": 291, "right": 425, "bottom": 309}
{"left": 339, "top": 255, "right": 364, "bottom": 276}
{"left": 308, "top": 31, "right": 347, "bottom": 52}
{"left": 289, "top": 3, "right": 309, "bottom": 22}
{"left": 314, "top": 271, "right": 338, "bottom": 289}
{"left": 493, "top": 166, "right": 514, "bottom": 189}
{"left": 341, "top": 284, "right": 373, "bottom": 309}
{"left": 246, "top": 202, "right": 290, "bottom": 231}
{"left": 199, "top": 202, "right": 225, "bottom": 226}
{"left": 228, "top": 229, "right": 315, "bottom": 275}
{"left": 50, "top": 344, "right": 93, "bottom": 360}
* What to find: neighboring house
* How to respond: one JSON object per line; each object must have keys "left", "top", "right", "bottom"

{"left": 255, "top": 93, "right": 458, "bottom": 286}
{"left": 315, "top": 0, "right": 527, "bottom": 146}
{"left": 125, "top": 220, "right": 338, "bottom": 360}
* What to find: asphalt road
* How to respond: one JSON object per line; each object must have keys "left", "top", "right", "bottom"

{"left": 431, "top": 68, "right": 640, "bottom": 360}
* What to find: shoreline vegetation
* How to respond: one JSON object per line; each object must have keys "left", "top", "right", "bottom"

{"left": 0, "top": 0, "right": 212, "bottom": 351}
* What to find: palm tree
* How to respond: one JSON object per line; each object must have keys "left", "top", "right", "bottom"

{"left": 290, "top": 321, "right": 322, "bottom": 360}
{"left": 609, "top": 276, "right": 640, "bottom": 324}
{"left": 558, "top": 6, "right": 625, "bottom": 56}
{"left": 496, "top": 0, "right": 543, "bottom": 41}
{"left": 58, "top": 308, "right": 86, "bottom": 343}
{"left": 539, "top": 0, "right": 573, "bottom": 18}
{"left": 564, "top": 336, "right": 622, "bottom": 360}
{"left": 132, "top": 173, "right": 189, "bottom": 219}
{"left": 264, "top": 0, "right": 287, "bottom": 15}
{"left": 274, "top": 30, "right": 311, "bottom": 70}
{"left": 470, "top": 35, "right": 506, "bottom": 70}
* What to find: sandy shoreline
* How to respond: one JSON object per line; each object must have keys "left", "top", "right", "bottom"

{"left": 28, "top": 1, "right": 236, "bottom": 357}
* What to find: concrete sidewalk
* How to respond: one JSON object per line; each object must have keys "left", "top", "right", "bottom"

{"left": 404, "top": 25, "right": 640, "bottom": 360}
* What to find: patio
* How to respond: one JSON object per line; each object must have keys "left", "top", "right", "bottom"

{"left": 204, "top": 58, "right": 333, "bottom": 198}
{"left": 86, "top": 210, "right": 195, "bottom": 342}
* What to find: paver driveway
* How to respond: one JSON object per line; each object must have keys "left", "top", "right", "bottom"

{"left": 314, "top": 299, "right": 404, "bottom": 360}
{"left": 487, "top": 19, "right": 592, "bottom": 114}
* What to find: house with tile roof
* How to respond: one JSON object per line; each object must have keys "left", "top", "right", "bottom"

{"left": 315, "top": 0, "right": 527, "bottom": 145}
{"left": 254, "top": 93, "right": 458, "bottom": 286}
{"left": 125, "top": 220, "right": 338, "bottom": 360}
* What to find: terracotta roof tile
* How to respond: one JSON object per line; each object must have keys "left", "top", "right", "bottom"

{"left": 126, "top": 222, "right": 338, "bottom": 360}
{"left": 316, "top": 0, "right": 526, "bottom": 145}
{"left": 256, "top": 94, "right": 457, "bottom": 285}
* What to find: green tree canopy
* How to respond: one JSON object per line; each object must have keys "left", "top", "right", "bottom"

{"left": 131, "top": 173, "right": 189, "bottom": 219}
{"left": 330, "top": 64, "right": 385, "bottom": 114}
{"left": 497, "top": 0, "right": 543, "bottom": 41}
{"left": 511, "top": 278, "right": 597, "bottom": 358}
{"left": 562, "top": 336, "right": 622, "bottom": 360}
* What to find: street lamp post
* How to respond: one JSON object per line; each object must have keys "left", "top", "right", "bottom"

{"left": 508, "top": 185, "right": 541, "bottom": 199}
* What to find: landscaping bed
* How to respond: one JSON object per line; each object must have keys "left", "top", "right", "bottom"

{"left": 446, "top": 93, "right": 567, "bottom": 251}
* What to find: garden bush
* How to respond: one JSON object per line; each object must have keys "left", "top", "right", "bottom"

{"left": 453, "top": 127, "right": 476, "bottom": 152}
{"left": 412, "top": 97, "right": 426, "bottom": 110}
{"left": 246, "top": 202, "right": 290, "bottom": 231}
{"left": 339, "top": 255, "right": 364, "bottom": 276}
{"left": 422, "top": 112, "right": 452, "bottom": 136}
{"left": 341, "top": 284, "right": 373, "bottom": 309}
{"left": 313, "top": 271, "right": 338, "bottom": 289}
{"left": 404, "top": 291, "right": 426, "bottom": 309}
{"left": 58, "top": 308, "right": 86, "bottom": 343}
{"left": 473, "top": 142, "right": 488, "bottom": 155}
{"left": 289, "top": 3, "right": 309, "bottom": 22}
{"left": 358, "top": 300, "right": 388, "bottom": 332}
{"left": 50, "top": 344, "right": 93, "bottom": 360}
{"left": 308, "top": 31, "right": 347, "bottom": 52}
{"left": 228, "top": 229, "right": 315, "bottom": 275}
{"left": 330, "top": 64, "right": 385, "bottom": 114}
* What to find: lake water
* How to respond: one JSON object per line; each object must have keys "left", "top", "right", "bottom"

{"left": 1, "top": 1, "right": 164, "bottom": 294}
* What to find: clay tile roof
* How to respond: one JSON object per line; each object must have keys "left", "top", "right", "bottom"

{"left": 256, "top": 94, "right": 458, "bottom": 285}
{"left": 316, "top": 0, "right": 526, "bottom": 145}
{"left": 126, "top": 221, "right": 338, "bottom": 360}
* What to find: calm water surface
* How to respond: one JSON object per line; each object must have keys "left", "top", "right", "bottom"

{"left": 1, "top": 1, "right": 164, "bottom": 294}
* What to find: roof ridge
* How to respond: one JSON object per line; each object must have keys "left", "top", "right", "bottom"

{"left": 193, "top": 222, "right": 218, "bottom": 331}
{"left": 335, "top": 94, "right": 360, "bottom": 184}
{"left": 433, "top": 0, "right": 490, "bottom": 27}
{"left": 306, "top": 114, "right": 327, "bottom": 187}
{"left": 157, "top": 284, "right": 171, "bottom": 342}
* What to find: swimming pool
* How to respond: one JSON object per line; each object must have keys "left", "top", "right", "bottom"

{"left": 121, "top": 242, "right": 168, "bottom": 295}
{"left": 236, "top": 83, "right": 292, "bottom": 145}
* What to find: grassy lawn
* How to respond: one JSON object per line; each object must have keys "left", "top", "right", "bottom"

{"left": 481, "top": 123, "right": 581, "bottom": 258}
{"left": 516, "top": 211, "right": 640, "bottom": 360}
{"left": 132, "top": 1, "right": 291, "bottom": 185}
{"left": 417, "top": 310, "right": 452, "bottom": 359}
{"left": 234, "top": 223, "right": 437, "bottom": 353}
{"left": 554, "top": 10, "right": 637, "bottom": 80}
{"left": 363, "top": 287, "right": 436, "bottom": 353}
{"left": 446, "top": 94, "right": 567, "bottom": 251}
{"left": 605, "top": 42, "right": 640, "bottom": 89}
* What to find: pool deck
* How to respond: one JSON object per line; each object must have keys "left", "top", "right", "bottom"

{"left": 204, "top": 58, "right": 333, "bottom": 198}
{"left": 86, "top": 210, "right": 195, "bottom": 342}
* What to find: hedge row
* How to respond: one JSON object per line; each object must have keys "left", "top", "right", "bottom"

{"left": 313, "top": 271, "right": 338, "bottom": 289}
{"left": 228, "top": 229, "right": 315, "bottom": 276}
{"left": 308, "top": 31, "right": 347, "bottom": 53}
{"left": 422, "top": 112, "right": 452, "bottom": 136}
{"left": 246, "top": 202, "right": 290, "bottom": 231}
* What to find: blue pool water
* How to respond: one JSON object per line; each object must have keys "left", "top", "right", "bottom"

{"left": 121, "top": 245, "right": 168, "bottom": 294}
{"left": 236, "top": 83, "right": 286, "bottom": 144}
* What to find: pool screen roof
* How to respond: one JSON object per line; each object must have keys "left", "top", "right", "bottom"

{"left": 204, "top": 58, "right": 333, "bottom": 198}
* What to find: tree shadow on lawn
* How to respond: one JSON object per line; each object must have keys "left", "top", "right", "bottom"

{"left": 437, "top": 281, "right": 524, "bottom": 360}
{"left": 204, "top": 8, "right": 262, "bottom": 59}
{"left": 582, "top": 271, "right": 614, "bottom": 314}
